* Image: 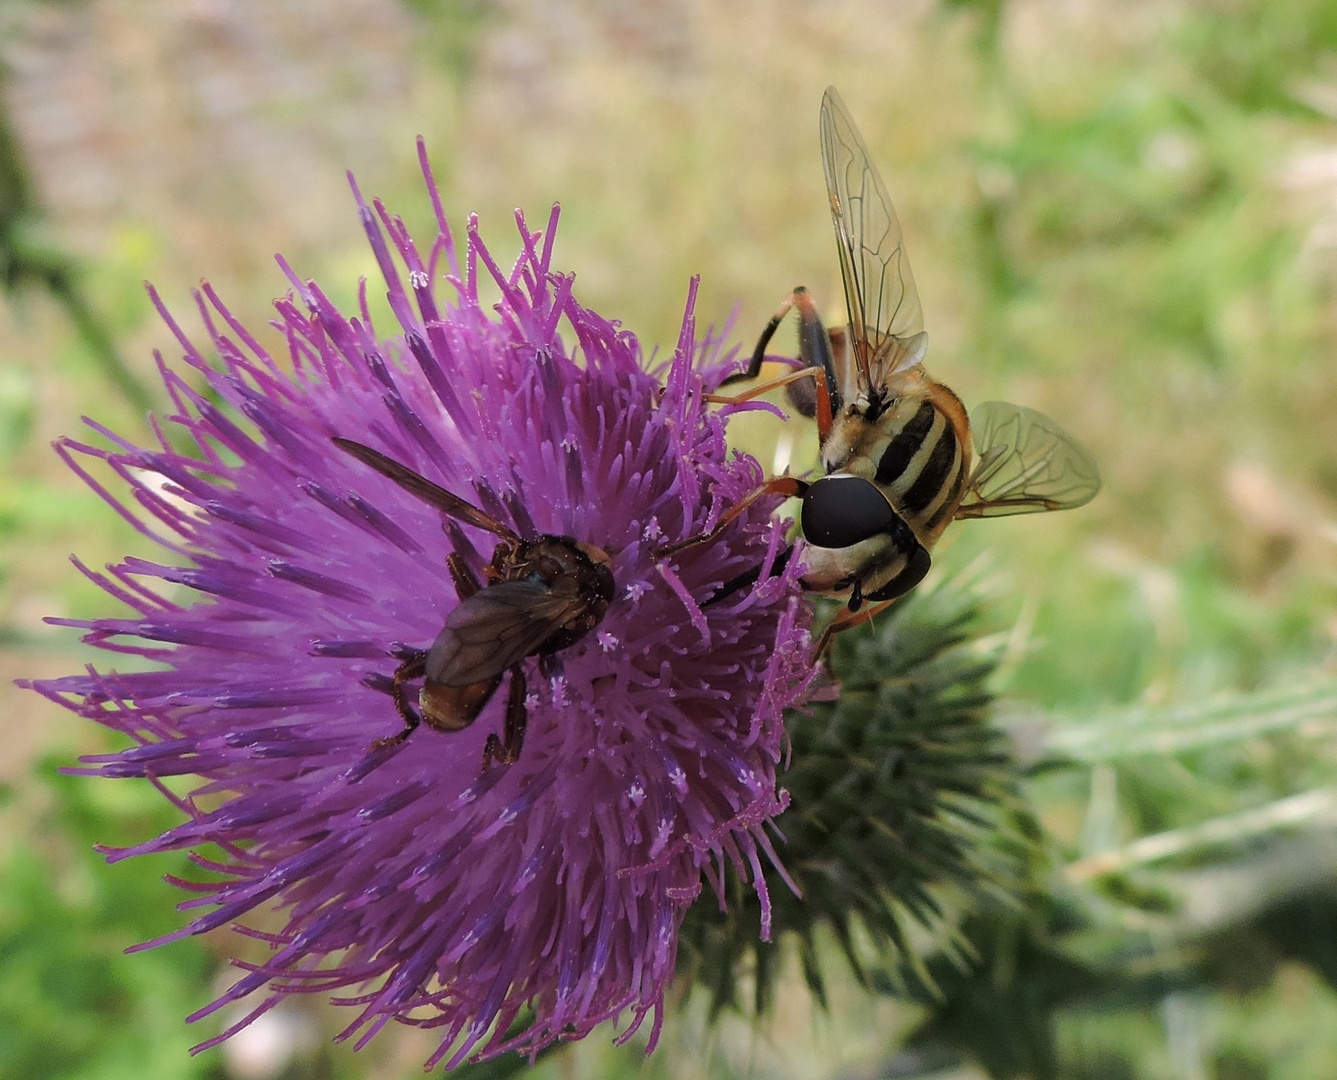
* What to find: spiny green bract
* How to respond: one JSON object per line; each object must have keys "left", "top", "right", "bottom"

{"left": 678, "top": 573, "right": 1029, "bottom": 1016}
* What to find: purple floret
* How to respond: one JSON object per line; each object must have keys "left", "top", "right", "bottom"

{"left": 24, "top": 141, "right": 815, "bottom": 1067}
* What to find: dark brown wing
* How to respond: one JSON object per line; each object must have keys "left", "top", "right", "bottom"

{"left": 819, "top": 86, "right": 925, "bottom": 384}
{"left": 333, "top": 437, "right": 518, "bottom": 540}
{"left": 955, "top": 401, "right": 1101, "bottom": 518}
{"left": 424, "top": 579, "right": 590, "bottom": 686}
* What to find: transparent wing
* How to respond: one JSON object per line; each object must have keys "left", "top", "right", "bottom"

{"left": 956, "top": 401, "right": 1101, "bottom": 518}
{"left": 819, "top": 86, "right": 924, "bottom": 354}
{"left": 427, "top": 580, "right": 583, "bottom": 685}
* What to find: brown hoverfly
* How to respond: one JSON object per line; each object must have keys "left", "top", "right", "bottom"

{"left": 334, "top": 438, "right": 616, "bottom": 767}
{"left": 659, "top": 86, "right": 1100, "bottom": 652}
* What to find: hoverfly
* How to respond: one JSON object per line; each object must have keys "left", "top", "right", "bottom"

{"left": 660, "top": 86, "right": 1099, "bottom": 651}
{"left": 334, "top": 438, "right": 616, "bottom": 767}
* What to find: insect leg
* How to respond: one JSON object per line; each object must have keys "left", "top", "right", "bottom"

{"left": 654, "top": 476, "right": 809, "bottom": 558}
{"left": 371, "top": 650, "right": 428, "bottom": 750}
{"left": 702, "top": 365, "right": 828, "bottom": 405}
{"left": 811, "top": 598, "right": 898, "bottom": 663}
{"left": 446, "top": 552, "right": 482, "bottom": 601}
{"left": 652, "top": 290, "right": 792, "bottom": 405}
{"left": 483, "top": 666, "right": 528, "bottom": 768}
{"left": 703, "top": 544, "right": 794, "bottom": 607}
{"left": 709, "top": 288, "right": 838, "bottom": 439}
{"left": 792, "top": 288, "right": 838, "bottom": 438}
{"left": 718, "top": 289, "right": 802, "bottom": 388}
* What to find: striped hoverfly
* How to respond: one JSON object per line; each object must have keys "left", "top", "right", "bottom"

{"left": 660, "top": 86, "right": 1100, "bottom": 650}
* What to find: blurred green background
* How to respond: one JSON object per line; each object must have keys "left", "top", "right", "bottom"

{"left": 3, "top": 0, "right": 1337, "bottom": 1077}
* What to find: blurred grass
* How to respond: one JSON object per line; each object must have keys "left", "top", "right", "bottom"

{"left": 3, "top": 0, "right": 1337, "bottom": 1077}
{"left": 0, "top": 763, "right": 220, "bottom": 1080}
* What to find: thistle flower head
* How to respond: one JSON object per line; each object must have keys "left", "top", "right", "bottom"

{"left": 25, "top": 143, "right": 815, "bottom": 1068}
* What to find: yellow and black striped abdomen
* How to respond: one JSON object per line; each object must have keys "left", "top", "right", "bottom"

{"left": 838, "top": 385, "right": 970, "bottom": 546}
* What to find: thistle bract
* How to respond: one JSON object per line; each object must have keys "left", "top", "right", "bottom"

{"left": 25, "top": 144, "right": 815, "bottom": 1068}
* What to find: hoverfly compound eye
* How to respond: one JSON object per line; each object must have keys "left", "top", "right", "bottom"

{"left": 801, "top": 475, "right": 898, "bottom": 549}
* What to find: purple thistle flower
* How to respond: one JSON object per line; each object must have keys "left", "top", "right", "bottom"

{"left": 23, "top": 143, "right": 816, "bottom": 1067}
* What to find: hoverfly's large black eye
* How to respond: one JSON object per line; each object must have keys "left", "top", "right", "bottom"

{"left": 800, "top": 475, "right": 898, "bottom": 549}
